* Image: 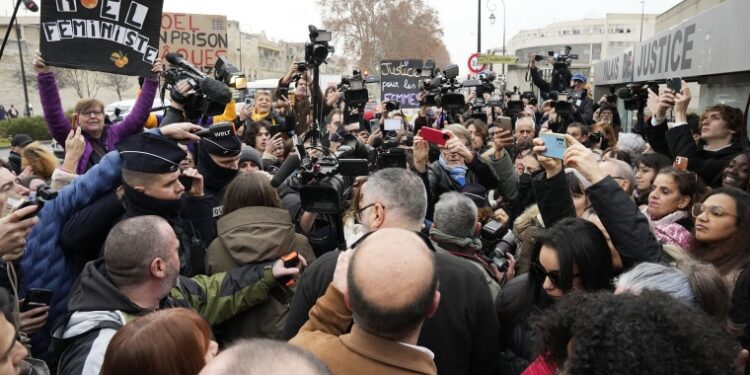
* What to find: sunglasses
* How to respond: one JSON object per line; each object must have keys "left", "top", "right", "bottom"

{"left": 534, "top": 262, "right": 580, "bottom": 289}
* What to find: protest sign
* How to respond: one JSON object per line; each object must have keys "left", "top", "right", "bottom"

{"left": 160, "top": 13, "right": 228, "bottom": 74}
{"left": 380, "top": 60, "right": 423, "bottom": 109}
{"left": 40, "top": 0, "right": 164, "bottom": 76}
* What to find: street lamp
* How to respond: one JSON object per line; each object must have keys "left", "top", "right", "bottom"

{"left": 479, "top": 0, "right": 501, "bottom": 54}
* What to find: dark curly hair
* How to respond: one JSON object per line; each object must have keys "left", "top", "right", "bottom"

{"left": 535, "top": 291, "right": 739, "bottom": 374}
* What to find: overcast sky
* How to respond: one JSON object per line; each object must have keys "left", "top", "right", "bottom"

{"left": 10, "top": 0, "right": 682, "bottom": 73}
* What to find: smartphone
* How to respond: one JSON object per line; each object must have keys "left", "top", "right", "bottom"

{"left": 540, "top": 132, "right": 568, "bottom": 160}
{"left": 496, "top": 116, "right": 512, "bottom": 133}
{"left": 666, "top": 77, "right": 682, "bottom": 93}
{"left": 15, "top": 200, "right": 40, "bottom": 221}
{"left": 278, "top": 252, "right": 300, "bottom": 287}
{"left": 277, "top": 86, "right": 289, "bottom": 100}
{"left": 384, "top": 118, "right": 402, "bottom": 131}
{"left": 420, "top": 127, "right": 450, "bottom": 146}
{"left": 244, "top": 97, "right": 254, "bottom": 105}
{"left": 674, "top": 156, "right": 688, "bottom": 171}
{"left": 288, "top": 92, "right": 296, "bottom": 105}
{"left": 21, "top": 288, "right": 53, "bottom": 312}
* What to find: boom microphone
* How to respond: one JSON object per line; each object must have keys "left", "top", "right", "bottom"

{"left": 165, "top": 52, "right": 205, "bottom": 78}
{"left": 271, "top": 154, "right": 301, "bottom": 188}
{"left": 199, "top": 78, "right": 233, "bottom": 104}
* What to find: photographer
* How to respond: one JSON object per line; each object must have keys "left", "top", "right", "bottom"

{"left": 528, "top": 54, "right": 571, "bottom": 98}
{"left": 529, "top": 57, "right": 593, "bottom": 125}
{"left": 278, "top": 62, "right": 314, "bottom": 135}
{"left": 430, "top": 192, "right": 515, "bottom": 301}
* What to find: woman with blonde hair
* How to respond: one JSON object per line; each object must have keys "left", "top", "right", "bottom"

{"left": 21, "top": 141, "right": 58, "bottom": 180}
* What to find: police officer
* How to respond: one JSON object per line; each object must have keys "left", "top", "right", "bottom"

{"left": 192, "top": 122, "right": 242, "bottom": 218}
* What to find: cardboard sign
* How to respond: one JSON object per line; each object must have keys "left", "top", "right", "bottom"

{"left": 40, "top": 0, "right": 164, "bottom": 76}
{"left": 380, "top": 60, "right": 423, "bottom": 109}
{"left": 159, "top": 13, "right": 228, "bottom": 73}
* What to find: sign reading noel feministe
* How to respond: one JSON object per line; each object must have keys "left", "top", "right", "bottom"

{"left": 39, "top": 0, "right": 164, "bottom": 76}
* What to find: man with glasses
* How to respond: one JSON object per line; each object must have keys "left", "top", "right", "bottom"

{"left": 284, "top": 168, "right": 500, "bottom": 375}
{"left": 33, "top": 52, "right": 163, "bottom": 174}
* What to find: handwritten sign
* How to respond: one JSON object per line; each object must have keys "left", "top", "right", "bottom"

{"left": 160, "top": 13, "right": 228, "bottom": 73}
{"left": 40, "top": 0, "right": 164, "bottom": 76}
{"left": 380, "top": 59, "right": 423, "bottom": 109}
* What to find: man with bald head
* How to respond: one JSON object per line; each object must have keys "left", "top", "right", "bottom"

{"left": 284, "top": 168, "right": 499, "bottom": 375}
{"left": 200, "top": 339, "right": 331, "bottom": 375}
{"left": 290, "top": 229, "right": 440, "bottom": 375}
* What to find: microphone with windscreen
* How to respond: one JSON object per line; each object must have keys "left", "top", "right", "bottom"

{"left": 271, "top": 154, "right": 301, "bottom": 188}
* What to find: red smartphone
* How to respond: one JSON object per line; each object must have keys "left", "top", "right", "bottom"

{"left": 278, "top": 252, "right": 300, "bottom": 287}
{"left": 419, "top": 127, "right": 450, "bottom": 146}
{"left": 673, "top": 156, "right": 688, "bottom": 171}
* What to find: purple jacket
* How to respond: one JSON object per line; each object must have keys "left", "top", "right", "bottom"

{"left": 38, "top": 72, "right": 158, "bottom": 174}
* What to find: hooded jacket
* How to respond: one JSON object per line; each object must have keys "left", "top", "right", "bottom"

{"left": 207, "top": 206, "right": 315, "bottom": 341}
{"left": 38, "top": 72, "right": 158, "bottom": 174}
{"left": 52, "top": 258, "right": 278, "bottom": 375}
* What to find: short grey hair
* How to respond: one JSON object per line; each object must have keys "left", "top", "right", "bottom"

{"left": 616, "top": 262, "right": 696, "bottom": 305}
{"left": 104, "top": 215, "right": 173, "bottom": 288}
{"left": 515, "top": 114, "right": 536, "bottom": 129}
{"left": 362, "top": 168, "right": 427, "bottom": 227}
{"left": 616, "top": 133, "right": 646, "bottom": 164}
{"left": 601, "top": 159, "right": 636, "bottom": 195}
{"left": 433, "top": 192, "right": 478, "bottom": 238}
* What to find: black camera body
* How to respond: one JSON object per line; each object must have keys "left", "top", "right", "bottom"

{"left": 214, "top": 55, "right": 247, "bottom": 90}
{"left": 480, "top": 220, "right": 517, "bottom": 273}
{"left": 163, "top": 54, "right": 232, "bottom": 122}
{"left": 17, "top": 184, "right": 57, "bottom": 220}
{"left": 339, "top": 70, "right": 369, "bottom": 107}
{"left": 305, "top": 25, "right": 334, "bottom": 66}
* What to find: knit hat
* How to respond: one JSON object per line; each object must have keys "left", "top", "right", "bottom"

{"left": 239, "top": 147, "right": 263, "bottom": 169}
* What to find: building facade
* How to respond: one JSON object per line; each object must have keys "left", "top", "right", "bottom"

{"left": 494, "top": 13, "right": 656, "bottom": 92}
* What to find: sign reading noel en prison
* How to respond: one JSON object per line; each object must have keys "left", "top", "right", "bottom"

{"left": 159, "top": 13, "right": 228, "bottom": 73}
{"left": 40, "top": 0, "right": 164, "bottom": 76}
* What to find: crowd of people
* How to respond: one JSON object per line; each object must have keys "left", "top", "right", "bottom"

{"left": 0, "top": 47, "right": 746, "bottom": 375}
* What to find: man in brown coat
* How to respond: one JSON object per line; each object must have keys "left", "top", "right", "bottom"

{"left": 290, "top": 229, "right": 440, "bottom": 375}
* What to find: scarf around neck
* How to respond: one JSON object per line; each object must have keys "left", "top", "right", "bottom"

{"left": 439, "top": 155, "right": 468, "bottom": 188}
{"left": 251, "top": 107, "right": 274, "bottom": 123}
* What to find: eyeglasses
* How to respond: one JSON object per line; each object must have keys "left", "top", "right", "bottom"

{"left": 354, "top": 202, "right": 377, "bottom": 224}
{"left": 80, "top": 110, "right": 103, "bottom": 117}
{"left": 691, "top": 203, "right": 737, "bottom": 219}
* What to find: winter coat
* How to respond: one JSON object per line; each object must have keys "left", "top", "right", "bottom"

{"left": 513, "top": 205, "right": 544, "bottom": 275}
{"left": 283, "top": 245, "right": 500, "bottom": 375}
{"left": 20, "top": 151, "right": 123, "bottom": 357}
{"left": 38, "top": 72, "right": 158, "bottom": 174}
{"left": 645, "top": 120, "right": 742, "bottom": 187}
{"left": 425, "top": 153, "right": 499, "bottom": 212}
{"left": 51, "top": 259, "right": 278, "bottom": 375}
{"left": 206, "top": 206, "right": 315, "bottom": 341}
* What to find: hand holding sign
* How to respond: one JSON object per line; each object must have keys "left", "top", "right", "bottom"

{"left": 32, "top": 52, "right": 50, "bottom": 74}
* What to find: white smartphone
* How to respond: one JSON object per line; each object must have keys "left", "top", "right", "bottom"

{"left": 384, "top": 118, "right": 402, "bottom": 131}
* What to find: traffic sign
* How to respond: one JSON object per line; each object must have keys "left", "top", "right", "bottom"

{"left": 477, "top": 55, "right": 519, "bottom": 65}
{"left": 467, "top": 53, "right": 487, "bottom": 74}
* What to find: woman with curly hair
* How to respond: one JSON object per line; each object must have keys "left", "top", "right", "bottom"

{"left": 533, "top": 291, "right": 741, "bottom": 375}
